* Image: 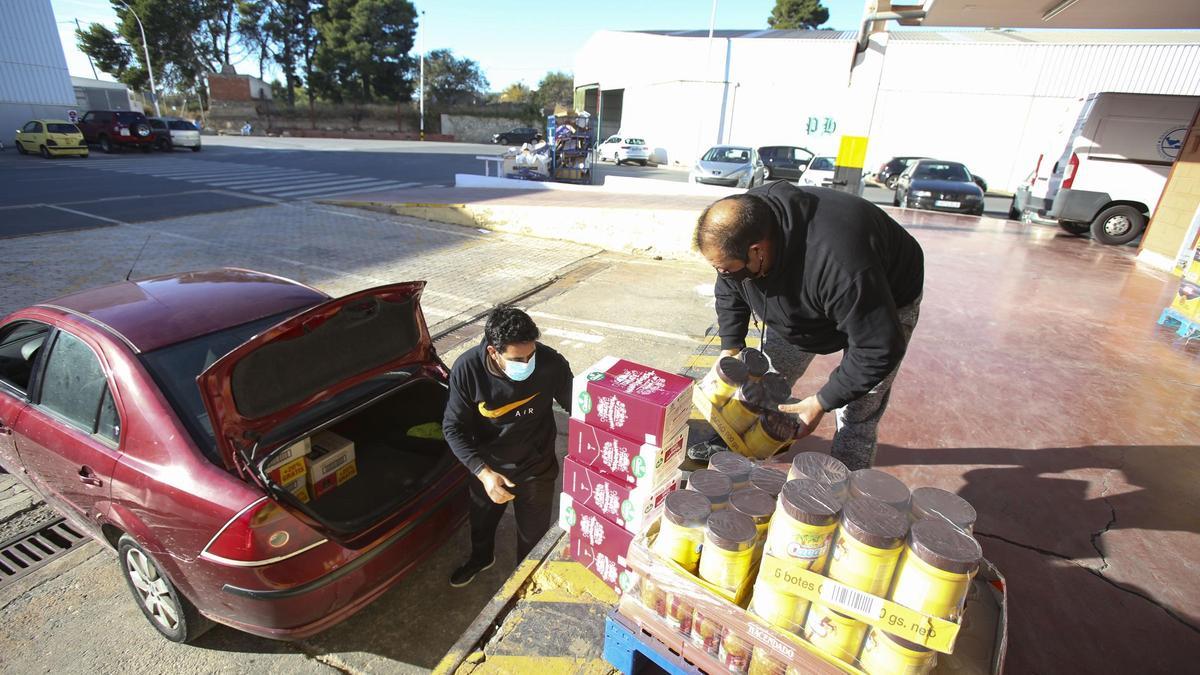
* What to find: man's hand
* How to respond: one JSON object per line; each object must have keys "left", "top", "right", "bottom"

{"left": 720, "top": 348, "right": 742, "bottom": 359}
{"left": 477, "top": 466, "right": 516, "bottom": 504}
{"left": 778, "top": 395, "right": 826, "bottom": 440}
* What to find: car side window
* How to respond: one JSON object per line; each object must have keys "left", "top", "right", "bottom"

{"left": 81, "top": 113, "right": 93, "bottom": 123}
{"left": 96, "top": 387, "right": 120, "bottom": 443}
{"left": 0, "top": 321, "right": 51, "bottom": 396}
{"left": 22, "top": 122, "right": 38, "bottom": 133}
{"left": 37, "top": 331, "right": 115, "bottom": 438}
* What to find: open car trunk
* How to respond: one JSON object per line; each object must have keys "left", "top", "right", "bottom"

{"left": 259, "top": 376, "right": 462, "bottom": 547}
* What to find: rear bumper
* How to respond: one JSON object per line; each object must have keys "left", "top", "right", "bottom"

{"left": 168, "top": 136, "right": 201, "bottom": 147}
{"left": 1049, "top": 188, "right": 1110, "bottom": 223}
{"left": 199, "top": 471, "right": 469, "bottom": 639}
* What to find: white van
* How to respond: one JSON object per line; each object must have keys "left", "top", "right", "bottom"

{"left": 1013, "top": 92, "right": 1198, "bottom": 245}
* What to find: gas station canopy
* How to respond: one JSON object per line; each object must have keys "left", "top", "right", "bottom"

{"left": 893, "top": 0, "right": 1200, "bottom": 29}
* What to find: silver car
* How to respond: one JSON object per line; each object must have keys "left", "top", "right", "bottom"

{"left": 690, "top": 145, "right": 766, "bottom": 188}
{"left": 149, "top": 117, "right": 202, "bottom": 152}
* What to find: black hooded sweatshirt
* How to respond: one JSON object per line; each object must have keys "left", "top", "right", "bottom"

{"left": 443, "top": 339, "right": 573, "bottom": 482}
{"left": 715, "top": 182, "right": 924, "bottom": 411}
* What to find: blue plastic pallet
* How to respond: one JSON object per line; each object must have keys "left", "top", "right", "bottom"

{"left": 605, "top": 610, "right": 706, "bottom": 675}
{"left": 1158, "top": 307, "right": 1200, "bottom": 338}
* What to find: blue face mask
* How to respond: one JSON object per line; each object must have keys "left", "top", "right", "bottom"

{"left": 502, "top": 353, "right": 536, "bottom": 381}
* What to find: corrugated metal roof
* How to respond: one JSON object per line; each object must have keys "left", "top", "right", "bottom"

{"left": 628, "top": 28, "right": 1200, "bottom": 45}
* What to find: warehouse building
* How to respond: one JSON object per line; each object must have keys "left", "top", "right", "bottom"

{"left": 573, "top": 29, "right": 1200, "bottom": 193}
{"left": 0, "top": 0, "right": 76, "bottom": 142}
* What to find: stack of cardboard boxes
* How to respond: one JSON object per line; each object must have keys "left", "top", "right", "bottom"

{"left": 1163, "top": 241, "right": 1200, "bottom": 334}
{"left": 262, "top": 431, "right": 358, "bottom": 503}
{"left": 559, "top": 356, "right": 694, "bottom": 595}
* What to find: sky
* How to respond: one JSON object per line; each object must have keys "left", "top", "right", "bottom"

{"left": 51, "top": 0, "right": 868, "bottom": 90}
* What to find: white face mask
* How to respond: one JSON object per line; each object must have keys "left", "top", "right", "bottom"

{"left": 501, "top": 353, "right": 536, "bottom": 381}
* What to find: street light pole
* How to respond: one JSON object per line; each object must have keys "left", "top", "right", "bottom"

{"left": 116, "top": 1, "right": 160, "bottom": 116}
{"left": 419, "top": 9, "right": 425, "bottom": 141}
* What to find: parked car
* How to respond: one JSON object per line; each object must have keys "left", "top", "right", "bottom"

{"left": 149, "top": 117, "right": 202, "bottom": 152}
{"left": 0, "top": 269, "right": 469, "bottom": 642}
{"left": 892, "top": 159, "right": 985, "bottom": 215}
{"left": 690, "top": 145, "right": 766, "bottom": 188}
{"left": 12, "top": 119, "right": 88, "bottom": 159}
{"left": 598, "top": 135, "right": 651, "bottom": 165}
{"left": 798, "top": 156, "right": 836, "bottom": 187}
{"left": 76, "top": 110, "right": 157, "bottom": 153}
{"left": 969, "top": 172, "right": 988, "bottom": 193}
{"left": 876, "top": 156, "right": 927, "bottom": 188}
{"left": 1014, "top": 92, "right": 1199, "bottom": 245}
{"left": 758, "top": 145, "right": 814, "bottom": 182}
{"left": 492, "top": 127, "right": 543, "bottom": 145}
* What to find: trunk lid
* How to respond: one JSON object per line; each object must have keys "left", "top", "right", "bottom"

{"left": 198, "top": 281, "right": 433, "bottom": 474}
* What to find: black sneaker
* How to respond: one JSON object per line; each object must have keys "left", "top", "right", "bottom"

{"left": 449, "top": 556, "right": 496, "bottom": 587}
{"left": 687, "top": 438, "right": 729, "bottom": 463}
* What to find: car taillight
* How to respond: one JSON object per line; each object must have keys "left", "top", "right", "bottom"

{"left": 201, "top": 497, "right": 326, "bottom": 566}
{"left": 1061, "top": 152, "right": 1079, "bottom": 189}
{"left": 620, "top": 145, "right": 630, "bottom": 149}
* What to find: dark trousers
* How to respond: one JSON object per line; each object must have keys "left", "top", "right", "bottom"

{"left": 468, "top": 471, "right": 557, "bottom": 563}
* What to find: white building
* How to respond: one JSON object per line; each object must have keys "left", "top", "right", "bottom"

{"left": 574, "top": 29, "right": 1200, "bottom": 191}
{"left": 0, "top": 0, "right": 76, "bottom": 138}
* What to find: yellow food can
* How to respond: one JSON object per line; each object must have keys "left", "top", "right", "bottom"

{"left": 803, "top": 603, "right": 869, "bottom": 665}
{"left": 788, "top": 452, "right": 849, "bottom": 502}
{"left": 849, "top": 469, "right": 912, "bottom": 513}
{"left": 723, "top": 393, "right": 761, "bottom": 435}
{"left": 710, "top": 450, "right": 754, "bottom": 489}
{"left": 745, "top": 412, "right": 798, "bottom": 459}
{"left": 653, "top": 490, "right": 712, "bottom": 573}
{"left": 688, "top": 468, "right": 733, "bottom": 511}
{"left": 749, "top": 466, "right": 787, "bottom": 498}
{"left": 702, "top": 356, "right": 750, "bottom": 408}
{"left": 827, "top": 497, "right": 909, "bottom": 597}
{"left": 859, "top": 628, "right": 936, "bottom": 675}
{"left": 730, "top": 487, "right": 776, "bottom": 561}
{"left": 890, "top": 518, "right": 982, "bottom": 621}
{"left": 749, "top": 576, "right": 809, "bottom": 634}
{"left": 909, "top": 487, "right": 977, "bottom": 534}
{"left": 698, "top": 510, "right": 758, "bottom": 593}
{"left": 763, "top": 479, "right": 844, "bottom": 571}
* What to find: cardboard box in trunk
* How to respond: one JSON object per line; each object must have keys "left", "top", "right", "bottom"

{"left": 265, "top": 438, "right": 311, "bottom": 485}
{"left": 559, "top": 493, "right": 636, "bottom": 596}
{"left": 308, "top": 431, "right": 357, "bottom": 499}
{"left": 562, "top": 456, "right": 679, "bottom": 535}
{"left": 571, "top": 357, "right": 693, "bottom": 448}
{"left": 567, "top": 418, "right": 686, "bottom": 490}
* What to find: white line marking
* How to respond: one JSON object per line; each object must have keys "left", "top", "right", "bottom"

{"left": 266, "top": 178, "right": 396, "bottom": 197}
{"left": 204, "top": 172, "right": 332, "bottom": 188}
{"left": 526, "top": 311, "right": 697, "bottom": 344}
{"left": 297, "top": 181, "right": 418, "bottom": 198}
{"left": 543, "top": 327, "right": 604, "bottom": 343}
{"left": 44, "top": 204, "right": 127, "bottom": 225}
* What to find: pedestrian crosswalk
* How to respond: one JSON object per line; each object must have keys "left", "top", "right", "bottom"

{"left": 63, "top": 157, "right": 439, "bottom": 200}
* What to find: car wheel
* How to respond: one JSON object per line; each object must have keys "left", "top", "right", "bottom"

{"left": 39, "top": 145, "right": 52, "bottom": 159}
{"left": 99, "top": 136, "right": 113, "bottom": 153}
{"left": 191, "top": 145, "right": 201, "bottom": 152}
{"left": 885, "top": 176, "right": 898, "bottom": 189}
{"left": 638, "top": 160, "right": 647, "bottom": 167}
{"left": 1090, "top": 205, "right": 1146, "bottom": 246}
{"left": 141, "top": 145, "right": 153, "bottom": 153}
{"left": 1058, "top": 221, "right": 1090, "bottom": 235}
{"left": 16, "top": 141, "right": 28, "bottom": 155}
{"left": 1008, "top": 199, "right": 1022, "bottom": 220}
{"left": 971, "top": 205, "right": 985, "bottom": 217}
{"left": 118, "top": 535, "right": 213, "bottom": 643}
{"left": 615, "top": 156, "right": 623, "bottom": 166}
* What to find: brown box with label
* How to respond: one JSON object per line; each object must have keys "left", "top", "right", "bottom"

{"left": 308, "top": 431, "right": 357, "bottom": 499}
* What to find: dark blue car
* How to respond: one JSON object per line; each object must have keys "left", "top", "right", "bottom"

{"left": 893, "top": 160, "right": 986, "bottom": 216}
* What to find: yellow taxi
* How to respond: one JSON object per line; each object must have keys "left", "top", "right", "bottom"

{"left": 14, "top": 119, "right": 88, "bottom": 158}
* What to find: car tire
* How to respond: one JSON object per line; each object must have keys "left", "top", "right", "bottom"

{"left": 191, "top": 145, "right": 201, "bottom": 152}
{"left": 1058, "top": 221, "right": 1091, "bottom": 236}
{"left": 615, "top": 157, "right": 623, "bottom": 166}
{"left": 1090, "top": 205, "right": 1146, "bottom": 246}
{"left": 885, "top": 176, "right": 898, "bottom": 189}
{"left": 971, "top": 205, "right": 985, "bottom": 217}
{"left": 141, "top": 145, "right": 153, "bottom": 153}
{"left": 39, "top": 145, "right": 52, "bottom": 159}
{"left": 118, "top": 535, "right": 214, "bottom": 644}
{"left": 99, "top": 136, "right": 113, "bottom": 153}
{"left": 1008, "top": 200, "right": 1022, "bottom": 220}
{"left": 638, "top": 160, "right": 647, "bottom": 167}
{"left": 16, "top": 141, "right": 28, "bottom": 155}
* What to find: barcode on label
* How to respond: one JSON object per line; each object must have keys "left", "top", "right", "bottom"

{"left": 820, "top": 582, "right": 883, "bottom": 619}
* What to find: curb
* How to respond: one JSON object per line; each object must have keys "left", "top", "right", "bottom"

{"left": 432, "top": 526, "right": 566, "bottom": 675}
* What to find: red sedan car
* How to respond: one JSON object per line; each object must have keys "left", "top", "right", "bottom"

{"left": 0, "top": 269, "right": 469, "bottom": 642}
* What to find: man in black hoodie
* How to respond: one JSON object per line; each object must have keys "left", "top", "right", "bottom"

{"left": 694, "top": 182, "right": 924, "bottom": 471}
{"left": 443, "top": 306, "right": 574, "bottom": 587}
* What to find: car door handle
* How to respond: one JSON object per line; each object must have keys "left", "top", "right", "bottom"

{"left": 78, "top": 466, "right": 103, "bottom": 487}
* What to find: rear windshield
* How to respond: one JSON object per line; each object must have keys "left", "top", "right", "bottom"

{"left": 168, "top": 120, "right": 197, "bottom": 130}
{"left": 625, "top": 138, "right": 645, "bottom": 145}
{"left": 46, "top": 123, "right": 78, "bottom": 134}
{"left": 703, "top": 147, "right": 751, "bottom": 163}
{"left": 140, "top": 311, "right": 295, "bottom": 460}
{"left": 115, "top": 112, "right": 145, "bottom": 124}
{"left": 913, "top": 162, "right": 971, "bottom": 182}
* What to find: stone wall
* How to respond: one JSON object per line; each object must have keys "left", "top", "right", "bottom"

{"left": 441, "top": 115, "right": 537, "bottom": 144}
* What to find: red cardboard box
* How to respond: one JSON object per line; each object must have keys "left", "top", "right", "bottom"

{"left": 571, "top": 356, "right": 694, "bottom": 448}
{"left": 560, "top": 493, "right": 636, "bottom": 596}
{"left": 567, "top": 418, "right": 686, "bottom": 490}
{"left": 562, "top": 456, "right": 679, "bottom": 535}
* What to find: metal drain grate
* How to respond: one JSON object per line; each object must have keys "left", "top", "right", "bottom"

{"left": 0, "top": 519, "right": 86, "bottom": 588}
